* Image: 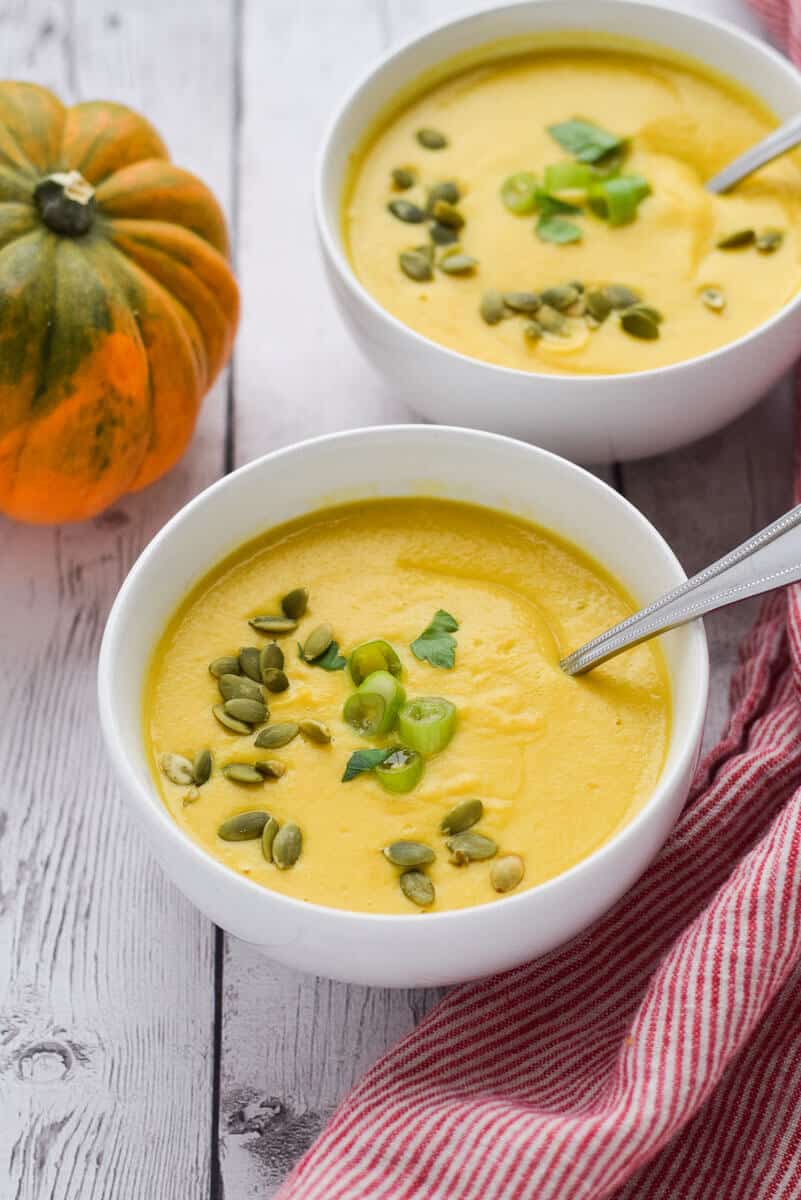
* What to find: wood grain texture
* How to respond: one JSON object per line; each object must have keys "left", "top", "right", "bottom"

{"left": 0, "top": 2, "right": 235, "bottom": 1196}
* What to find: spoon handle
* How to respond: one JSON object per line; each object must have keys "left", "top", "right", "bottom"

{"left": 560, "top": 503, "right": 801, "bottom": 676}
{"left": 706, "top": 112, "right": 801, "bottom": 193}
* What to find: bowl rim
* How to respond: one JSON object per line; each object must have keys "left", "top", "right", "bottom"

{"left": 99, "top": 424, "right": 710, "bottom": 927}
{"left": 314, "top": 0, "right": 801, "bottom": 387}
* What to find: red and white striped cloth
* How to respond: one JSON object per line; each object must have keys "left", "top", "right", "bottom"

{"left": 276, "top": 9, "right": 801, "bottom": 1196}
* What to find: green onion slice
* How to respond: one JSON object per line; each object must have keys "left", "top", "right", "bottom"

{"left": 500, "top": 171, "right": 539, "bottom": 214}
{"left": 398, "top": 697, "right": 458, "bottom": 755}
{"left": 348, "top": 640, "right": 402, "bottom": 685}
{"left": 343, "top": 691, "right": 386, "bottom": 736}
{"left": 588, "top": 175, "right": 650, "bottom": 226}
{"left": 375, "top": 747, "right": 424, "bottom": 794}
{"left": 360, "top": 670, "right": 406, "bottom": 733}
{"left": 543, "top": 162, "right": 596, "bottom": 196}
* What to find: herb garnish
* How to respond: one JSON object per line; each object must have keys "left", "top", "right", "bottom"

{"left": 411, "top": 609, "right": 459, "bottom": 669}
{"left": 297, "top": 641, "right": 347, "bottom": 671}
{"left": 547, "top": 118, "right": 625, "bottom": 164}
{"left": 342, "top": 747, "right": 394, "bottom": 782}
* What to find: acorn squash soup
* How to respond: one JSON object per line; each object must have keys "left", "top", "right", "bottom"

{"left": 145, "top": 498, "right": 670, "bottom": 914}
{"left": 343, "top": 41, "right": 801, "bottom": 374}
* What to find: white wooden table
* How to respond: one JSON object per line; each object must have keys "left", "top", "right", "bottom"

{"left": 0, "top": 0, "right": 794, "bottom": 1195}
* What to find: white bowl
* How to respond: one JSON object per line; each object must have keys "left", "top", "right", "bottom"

{"left": 99, "top": 426, "right": 708, "bottom": 987}
{"left": 315, "top": 0, "right": 801, "bottom": 462}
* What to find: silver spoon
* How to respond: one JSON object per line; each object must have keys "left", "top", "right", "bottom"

{"left": 706, "top": 112, "right": 801, "bottom": 193}
{"left": 561, "top": 503, "right": 801, "bottom": 675}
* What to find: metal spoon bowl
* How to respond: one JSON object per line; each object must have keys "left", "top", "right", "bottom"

{"left": 706, "top": 113, "right": 801, "bottom": 193}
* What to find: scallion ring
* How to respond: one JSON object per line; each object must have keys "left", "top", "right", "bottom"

{"left": 500, "top": 171, "right": 539, "bottom": 215}
{"left": 397, "top": 697, "right": 458, "bottom": 755}
{"left": 375, "top": 747, "right": 424, "bottom": 794}
{"left": 342, "top": 691, "right": 387, "bottom": 736}
{"left": 348, "top": 640, "right": 403, "bottom": 685}
{"left": 588, "top": 175, "right": 650, "bottom": 226}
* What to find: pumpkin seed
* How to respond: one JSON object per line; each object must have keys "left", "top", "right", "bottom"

{"left": 391, "top": 166, "right": 416, "bottom": 190}
{"left": 439, "top": 253, "right": 477, "bottom": 275}
{"left": 213, "top": 704, "right": 252, "bottom": 735}
{"left": 400, "top": 250, "right": 433, "bottom": 282}
{"left": 431, "top": 199, "right": 464, "bottom": 229}
{"left": 273, "top": 822, "right": 302, "bottom": 869}
{"left": 209, "top": 655, "right": 241, "bottom": 678}
{"left": 239, "top": 646, "right": 263, "bottom": 680}
{"left": 502, "top": 291, "right": 541, "bottom": 313}
{"left": 620, "top": 309, "right": 660, "bottom": 340}
{"left": 223, "top": 697, "right": 267, "bottom": 725}
{"left": 416, "top": 127, "right": 448, "bottom": 150}
{"left": 281, "top": 587, "right": 309, "bottom": 620}
{"left": 255, "top": 722, "right": 299, "bottom": 749}
{"left": 218, "top": 810, "right": 269, "bottom": 840}
{"left": 446, "top": 831, "right": 498, "bottom": 862}
{"left": 388, "top": 198, "right": 426, "bottom": 223}
{"left": 626, "top": 303, "right": 663, "bottom": 324}
{"left": 603, "top": 284, "right": 640, "bottom": 310}
{"left": 701, "top": 287, "right": 726, "bottom": 312}
{"left": 569, "top": 280, "right": 585, "bottom": 293}
{"left": 586, "top": 290, "right": 613, "bottom": 322}
{"left": 263, "top": 667, "right": 290, "bottom": 693}
{"left": 430, "top": 221, "right": 459, "bottom": 245}
{"left": 299, "top": 719, "right": 332, "bottom": 745}
{"left": 249, "top": 616, "right": 298, "bottom": 635}
{"left": 383, "top": 841, "right": 435, "bottom": 868}
{"left": 400, "top": 869, "right": 435, "bottom": 906}
{"left": 182, "top": 786, "right": 200, "bottom": 807}
{"left": 415, "top": 242, "right": 435, "bottom": 264}
{"left": 160, "top": 752, "right": 194, "bottom": 786}
{"left": 302, "top": 622, "right": 334, "bottom": 662}
{"left": 491, "top": 854, "right": 525, "bottom": 893}
{"left": 255, "top": 759, "right": 286, "bottom": 779}
{"left": 440, "top": 797, "right": 483, "bottom": 835}
{"left": 480, "top": 290, "right": 507, "bottom": 325}
{"left": 192, "top": 748, "right": 213, "bottom": 786}
{"left": 427, "top": 180, "right": 460, "bottom": 208}
{"left": 756, "top": 228, "right": 784, "bottom": 254}
{"left": 540, "top": 284, "right": 580, "bottom": 311}
{"left": 717, "top": 228, "right": 755, "bottom": 250}
{"left": 260, "top": 642, "right": 284, "bottom": 678}
{"left": 218, "top": 672, "right": 264, "bottom": 703}
{"left": 523, "top": 322, "right": 541, "bottom": 341}
{"left": 261, "top": 816, "right": 280, "bottom": 862}
{"left": 536, "top": 304, "right": 566, "bottom": 334}
{"left": 223, "top": 763, "right": 264, "bottom": 784}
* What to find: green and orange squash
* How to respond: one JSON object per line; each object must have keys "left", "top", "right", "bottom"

{"left": 0, "top": 81, "right": 239, "bottom": 524}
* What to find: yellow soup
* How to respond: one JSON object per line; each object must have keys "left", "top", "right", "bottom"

{"left": 344, "top": 43, "right": 801, "bottom": 374}
{"left": 145, "top": 499, "right": 671, "bottom": 914}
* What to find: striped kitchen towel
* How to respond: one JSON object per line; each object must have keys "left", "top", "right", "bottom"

{"left": 275, "top": 9, "right": 801, "bottom": 1198}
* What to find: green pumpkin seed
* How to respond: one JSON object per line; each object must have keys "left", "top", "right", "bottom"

{"left": 440, "top": 797, "right": 483, "bottom": 835}
{"left": 223, "top": 762, "right": 264, "bottom": 784}
{"left": 446, "top": 831, "right": 498, "bottom": 862}
{"left": 383, "top": 840, "right": 435, "bottom": 868}
{"left": 249, "top": 616, "right": 298, "bottom": 635}
{"left": 502, "top": 291, "right": 541, "bottom": 313}
{"left": 388, "top": 198, "right": 426, "bottom": 223}
{"left": 218, "top": 810, "right": 269, "bottom": 840}
{"left": 540, "top": 285, "right": 580, "bottom": 311}
{"left": 427, "top": 180, "right": 460, "bottom": 208}
{"left": 523, "top": 322, "right": 541, "bottom": 342}
{"left": 391, "top": 166, "right": 416, "bottom": 190}
{"left": 213, "top": 704, "right": 252, "bottom": 735}
{"left": 536, "top": 304, "right": 566, "bottom": 335}
{"left": 400, "top": 250, "right": 433, "bottom": 282}
{"left": 416, "top": 127, "right": 448, "bottom": 150}
{"left": 224, "top": 698, "right": 267, "bottom": 725}
{"left": 281, "top": 587, "right": 309, "bottom": 620}
{"left": 491, "top": 854, "right": 525, "bottom": 893}
{"left": 218, "top": 673, "right": 264, "bottom": 703}
{"left": 255, "top": 722, "right": 299, "bottom": 749}
{"left": 620, "top": 309, "right": 660, "bottom": 340}
{"left": 430, "top": 221, "right": 459, "bottom": 245}
{"left": 299, "top": 719, "right": 332, "bottom": 745}
{"left": 400, "top": 869, "right": 435, "bottom": 906}
{"left": 626, "top": 303, "right": 663, "bottom": 324}
{"left": 182, "top": 785, "right": 200, "bottom": 807}
{"left": 756, "top": 228, "right": 784, "bottom": 254}
{"left": 701, "top": 287, "right": 726, "bottom": 312}
{"left": 302, "top": 622, "right": 334, "bottom": 662}
{"left": 717, "top": 228, "right": 755, "bottom": 250}
{"left": 439, "top": 253, "right": 477, "bottom": 275}
{"left": 260, "top": 642, "right": 284, "bottom": 678}
{"left": 480, "top": 290, "right": 507, "bottom": 325}
{"left": 255, "top": 759, "right": 286, "bottom": 779}
{"left": 586, "top": 290, "right": 613, "bottom": 322}
{"left": 603, "top": 284, "right": 641, "bottom": 310}
{"left": 273, "top": 822, "right": 302, "bottom": 869}
{"left": 263, "top": 667, "right": 290, "bottom": 694}
{"left": 160, "top": 752, "right": 194, "bottom": 786}
{"left": 192, "top": 748, "right": 212, "bottom": 786}
{"left": 209, "top": 655, "right": 241, "bottom": 678}
{"left": 261, "top": 816, "right": 280, "bottom": 862}
{"left": 239, "top": 646, "right": 264, "bottom": 680}
{"left": 431, "top": 199, "right": 464, "bottom": 229}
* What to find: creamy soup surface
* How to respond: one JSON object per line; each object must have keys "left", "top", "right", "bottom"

{"left": 344, "top": 44, "right": 801, "bottom": 374}
{"left": 146, "top": 499, "right": 670, "bottom": 914}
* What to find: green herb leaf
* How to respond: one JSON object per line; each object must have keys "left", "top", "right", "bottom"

{"left": 548, "top": 119, "right": 625, "bottom": 163}
{"left": 536, "top": 214, "right": 582, "bottom": 244}
{"left": 342, "top": 747, "right": 394, "bottom": 782}
{"left": 535, "top": 188, "right": 581, "bottom": 217}
{"left": 297, "top": 640, "right": 347, "bottom": 670}
{"left": 411, "top": 609, "right": 459, "bottom": 669}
